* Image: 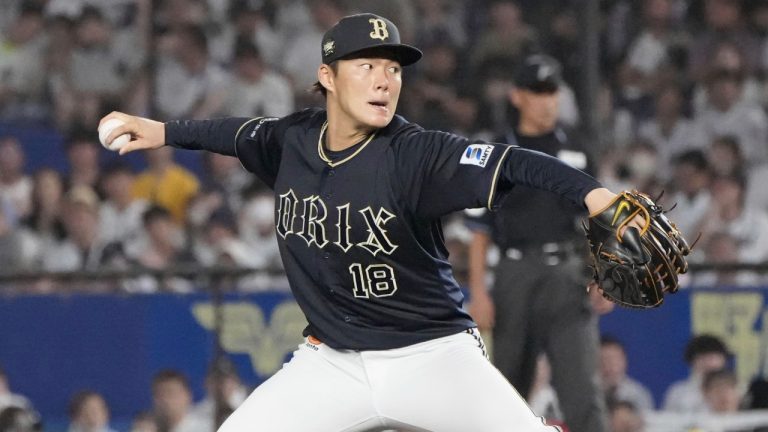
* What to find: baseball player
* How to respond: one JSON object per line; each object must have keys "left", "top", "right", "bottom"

{"left": 102, "top": 13, "right": 629, "bottom": 432}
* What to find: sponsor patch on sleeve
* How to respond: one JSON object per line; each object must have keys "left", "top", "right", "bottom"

{"left": 460, "top": 144, "right": 494, "bottom": 168}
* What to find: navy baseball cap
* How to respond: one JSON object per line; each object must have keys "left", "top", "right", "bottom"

{"left": 321, "top": 13, "right": 422, "bottom": 66}
{"left": 514, "top": 54, "right": 562, "bottom": 93}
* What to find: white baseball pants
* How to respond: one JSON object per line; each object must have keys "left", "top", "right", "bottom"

{"left": 218, "top": 329, "right": 561, "bottom": 432}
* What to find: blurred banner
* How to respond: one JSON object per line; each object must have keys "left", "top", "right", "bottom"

{"left": 0, "top": 292, "right": 305, "bottom": 427}
{"left": 1, "top": 287, "right": 767, "bottom": 426}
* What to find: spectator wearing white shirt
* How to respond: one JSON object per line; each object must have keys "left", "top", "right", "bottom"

{"left": 98, "top": 163, "right": 148, "bottom": 256}
{"left": 600, "top": 335, "right": 655, "bottom": 412}
{"left": 697, "top": 171, "right": 768, "bottom": 264}
{"left": 154, "top": 25, "right": 230, "bottom": 120}
{"left": 668, "top": 150, "right": 712, "bottom": 241}
{"left": 151, "top": 370, "right": 209, "bottom": 432}
{"left": 0, "top": 366, "right": 30, "bottom": 412}
{"left": 0, "top": 4, "right": 47, "bottom": 122}
{"left": 224, "top": 41, "right": 294, "bottom": 118}
{"left": 0, "top": 136, "right": 31, "bottom": 220}
{"left": 694, "top": 64, "right": 768, "bottom": 167}
{"left": 637, "top": 84, "right": 705, "bottom": 176}
{"left": 663, "top": 334, "right": 730, "bottom": 413}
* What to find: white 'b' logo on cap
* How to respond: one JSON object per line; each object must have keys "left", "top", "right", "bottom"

{"left": 369, "top": 18, "right": 389, "bottom": 41}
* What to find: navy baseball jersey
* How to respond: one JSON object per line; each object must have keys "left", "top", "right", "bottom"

{"left": 166, "top": 108, "right": 601, "bottom": 350}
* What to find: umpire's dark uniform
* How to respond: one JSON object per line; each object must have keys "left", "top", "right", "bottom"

{"left": 467, "top": 55, "right": 607, "bottom": 432}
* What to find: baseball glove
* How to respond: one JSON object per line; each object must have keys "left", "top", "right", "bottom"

{"left": 584, "top": 190, "right": 692, "bottom": 308}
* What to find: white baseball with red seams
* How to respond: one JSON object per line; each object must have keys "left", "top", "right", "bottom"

{"left": 98, "top": 118, "right": 130, "bottom": 151}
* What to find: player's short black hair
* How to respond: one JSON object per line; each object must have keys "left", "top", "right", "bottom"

{"left": 684, "top": 334, "right": 729, "bottom": 364}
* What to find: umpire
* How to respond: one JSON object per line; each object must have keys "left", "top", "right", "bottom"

{"left": 466, "top": 54, "right": 610, "bottom": 432}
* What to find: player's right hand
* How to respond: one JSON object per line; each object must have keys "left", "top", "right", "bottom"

{"left": 99, "top": 111, "right": 166, "bottom": 155}
{"left": 468, "top": 290, "right": 495, "bottom": 330}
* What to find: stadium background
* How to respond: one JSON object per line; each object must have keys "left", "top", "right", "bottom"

{"left": 2, "top": 0, "right": 768, "bottom": 431}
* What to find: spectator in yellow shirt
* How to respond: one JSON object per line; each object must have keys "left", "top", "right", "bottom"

{"left": 132, "top": 146, "right": 199, "bottom": 224}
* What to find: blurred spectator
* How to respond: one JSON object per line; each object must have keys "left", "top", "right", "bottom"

{"left": 281, "top": 0, "right": 346, "bottom": 97}
{"left": 667, "top": 150, "right": 712, "bottom": 240}
{"left": 0, "top": 136, "right": 32, "bottom": 219}
{"left": 702, "top": 369, "right": 741, "bottom": 414}
{"left": 662, "top": 334, "right": 730, "bottom": 413}
{"left": 618, "top": 0, "right": 683, "bottom": 108}
{"left": 224, "top": 41, "right": 294, "bottom": 118}
{"left": 195, "top": 209, "right": 259, "bottom": 269}
{"left": 238, "top": 184, "right": 285, "bottom": 289}
{"left": 413, "top": 0, "right": 467, "bottom": 48}
{"left": 692, "top": 231, "right": 762, "bottom": 286}
{"left": 527, "top": 353, "right": 563, "bottom": 422}
{"left": 597, "top": 139, "right": 661, "bottom": 195}
{"left": 707, "top": 135, "right": 744, "bottom": 177}
{"left": 470, "top": 1, "right": 538, "bottom": 72}
{"left": 0, "top": 200, "right": 33, "bottom": 271}
{"left": 45, "top": 15, "right": 78, "bottom": 131}
{"left": 211, "top": 0, "right": 282, "bottom": 68}
{"left": 190, "top": 359, "right": 247, "bottom": 429}
{"left": 608, "top": 401, "right": 645, "bottom": 432}
{"left": 68, "top": 6, "right": 145, "bottom": 128}
{"left": 154, "top": 25, "right": 229, "bottom": 120}
{"left": 64, "top": 131, "right": 102, "bottom": 192}
{"left": 129, "top": 412, "right": 158, "bottom": 432}
{"left": 0, "top": 406, "right": 41, "bottom": 432}
{"left": 151, "top": 370, "right": 207, "bottom": 432}
{"left": 689, "top": 0, "right": 761, "bottom": 82}
{"left": 693, "top": 50, "right": 768, "bottom": 167}
{"left": 637, "top": 83, "right": 705, "bottom": 176}
{"left": 405, "top": 41, "right": 477, "bottom": 134}
{"left": 20, "top": 168, "right": 66, "bottom": 254}
{"left": 98, "top": 163, "right": 148, "bottom": 256}
{"left": 599, "top": 336, "right": 655, "bottom": 412}
{"left": 132, "top": 205, "right": 196, "bottom": 293}
{"left": 67, "top": 390, "right": 116, "bottom": 432}
{"left": 0, "top": 4, "right": 47, "bottom": 123}
{"left": 132, "top": 147, "right": 200, "bottom": 225}
{"left": 697, "top": 172, "right": 768, "bottom": 264}
{"left": 0, "top": 366, "right": 30, "bottom": 412}
{"left": 41, "top": 185, "right": 108, "bottom": 273}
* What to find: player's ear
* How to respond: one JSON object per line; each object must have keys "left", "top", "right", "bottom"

{"left": 318, "top": 64, "right": 335, "bottom": 94}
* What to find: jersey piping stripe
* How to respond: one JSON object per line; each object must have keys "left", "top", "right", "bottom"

{"left": 233, "top": 117, "right": 264, "bottom": 171}
{"left": 486, "top": 145, "right": 514, "bottom": 210}
{"left": 317, "top": 121, "right": 378, "bottom": 167}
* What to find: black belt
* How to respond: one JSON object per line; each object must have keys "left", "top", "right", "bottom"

{"left": 502, "top": 241, "right": 578, "bottom": 265}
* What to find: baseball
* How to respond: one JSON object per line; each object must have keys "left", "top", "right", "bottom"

{"left": 98, "top": 118, "right": 131, "bottom": 151}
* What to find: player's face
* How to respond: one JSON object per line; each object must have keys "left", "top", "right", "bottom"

{"left": 330, "top": 56, "right": 402, "bottom": 129}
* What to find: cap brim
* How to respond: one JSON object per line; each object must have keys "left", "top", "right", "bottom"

{"left": 336, "top": 44, "right": 423, "bottom": 66}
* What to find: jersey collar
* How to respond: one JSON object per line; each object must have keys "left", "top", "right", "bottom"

{"left": 317, "top": 121, "right": 378, "bottom": 167}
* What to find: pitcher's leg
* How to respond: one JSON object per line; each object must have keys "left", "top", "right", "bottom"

{"left": 375, "top": 331, "right": 561, "bottom": 432}
{"left": 218, "top": 341, "right": 379, "bottom": 432}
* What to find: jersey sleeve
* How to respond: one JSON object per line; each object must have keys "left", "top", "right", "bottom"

{"left": 394, "top": 130, "right": 514, "bottom": 219}
{"left": 233, "top": 117, "right": 283, "bottom": 188}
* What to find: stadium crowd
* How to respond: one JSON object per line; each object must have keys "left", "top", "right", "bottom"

{"left": 3, "top": 0, "right": 768, "bottom": 431}
{"left": 1, "top": 0, "right": 768, "bottom": 288}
